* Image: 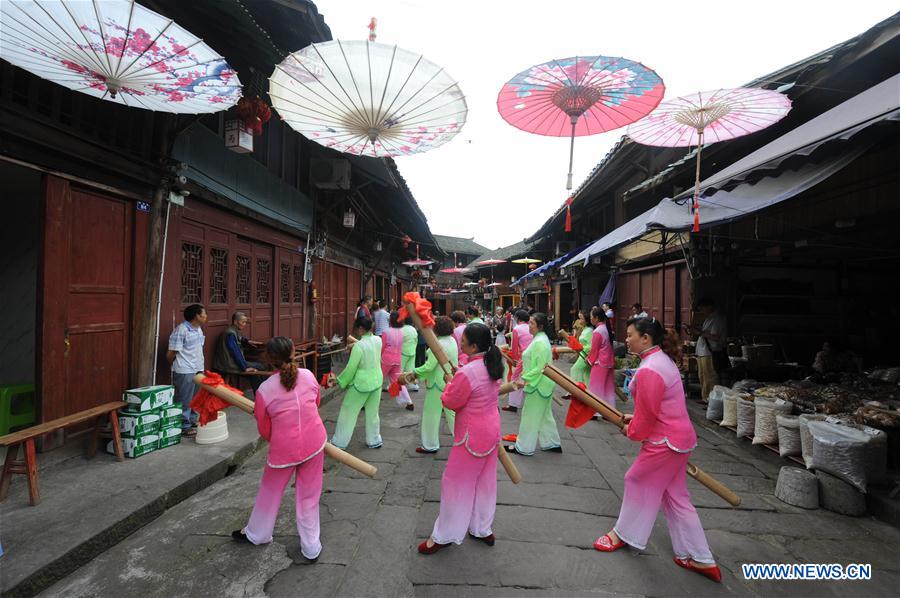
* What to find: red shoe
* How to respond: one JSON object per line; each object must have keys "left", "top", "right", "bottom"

{"left": 417, "top": 539, "right": 450, "bottom": 554}
{"left": 502, "top": 433, "right": 518, "bottom": 442}
{"left": 674, "top": 557, "right": 722, "bottom": 583}
{"left": 415, "top": 447, "right": 438, "bottom": 454}
{"left": 593, "top": 534, "right": 625, "bottom": 552}
{"left": 468, "top": 532, "right": 495, "bottom": 546}
{"left": 501, "top": 405, "right": 518, "bottom": 412}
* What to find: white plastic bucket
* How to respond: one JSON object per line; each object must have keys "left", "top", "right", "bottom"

{"left": 195, "top": 411, "right": 229, "bottom": 444}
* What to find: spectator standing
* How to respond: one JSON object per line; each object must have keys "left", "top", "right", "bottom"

{"left": 167, "top": 304, "right": 207, "bottom": 436}
{"left": 373, "top": 300, "right": 390, "bottom": 336}
{"left": 688, "top": 298, "right": 727, "bottom": 403}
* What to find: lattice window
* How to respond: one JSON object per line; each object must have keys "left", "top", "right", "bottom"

{"left": 181, "top": 242, "right": 203, "bottom": 303}
{"left": 210, "top": 247, "right": 228, "bottom": 304}
{"left": 236, "top": 255, "right": 251, "bottom": 304}
{"left": 280, "top": 263, "right": 291, "bottom": 303}
{"left": 256, "top": 258, "right": 271, "bottom": 303}
{"left": 293, "top": 265, "right": 304, "bottom": 302}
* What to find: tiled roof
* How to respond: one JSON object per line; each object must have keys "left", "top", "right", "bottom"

{"left": 432, "top": 235, "right": 490, "bottom": 256}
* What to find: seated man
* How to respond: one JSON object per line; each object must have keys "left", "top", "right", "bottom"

{"left": 213, "top": 312, "right": 266, "bottom": 392}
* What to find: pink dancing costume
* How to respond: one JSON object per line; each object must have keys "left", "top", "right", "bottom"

{"left": 612, "top": 346, "right": 714, "bottom": 564}
{"left": 587, "top": 324, "right": 615, "bottom": 407}
{"left": 453, "top": 324, "right": 469, "bottom": 367}
{"left": 430, "top": 354, "right": 502, "bottom": 545}
{"left": 245, "top": 370, "right": 327, "bottom": 560}
{"left": 506, "top": 322, "right": 533, "bottom": 408}
{"left": 381, "top": 327, "right": 412, "bottom": 407}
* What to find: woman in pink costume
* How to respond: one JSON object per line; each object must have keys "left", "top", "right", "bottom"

{"left": 501, "top": 309, "right": 532, "bottom": 413}
{"left": 594, "top": 317, "right": 721, "bottom": 583}
{"left": 450, "top": 310, "right": 469, "bottom": 367}
{"left": 586, "top": 307, "right": 615, "bottom": 408}
{"left": 232, "top": 336, "right": 327, "bottom": 562}
{"left": 382, "top": 311, "right": 413, "bottom": 410}
{"left": 418, "top": 323, "right": 504, "bottom": 554}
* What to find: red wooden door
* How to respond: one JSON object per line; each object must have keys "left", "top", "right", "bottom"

{"left": 41, "top": 177, "right": 132, "bottom": 425}
{"left": 251, "top": 243, "right": 274, "bottom": 340}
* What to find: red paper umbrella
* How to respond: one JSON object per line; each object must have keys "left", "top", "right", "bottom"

{"left": 498, "top": 55, "right": 664, "bottom": 191}
{"left": 476, "top": 259, "right": 507, "bottom": 266}
{"left": 402, "top": 244, "right": 434, "bottom": 268}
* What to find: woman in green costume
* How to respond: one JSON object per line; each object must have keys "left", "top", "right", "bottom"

{"left": 411, "top": 316, "right": 459, "bottom": 453}
{"left": 506, "top": 313, "right": 561, "bottom": 455}
{"left": 331, "top": 316, "right": 384, "bottom": 449}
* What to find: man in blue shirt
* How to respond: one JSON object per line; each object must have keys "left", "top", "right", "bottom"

{"left": 167, "top": 304, "right": 207, "bottom": 436}
{"left": 213, "top": 312, "right": 266, "bottom": 392}
{"left": 373, "top": 300, "right": 390, "bottom": 336}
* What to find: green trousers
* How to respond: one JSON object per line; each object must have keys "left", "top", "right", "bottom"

{"left": 332, "top": 387, "right": 382, "bottom": 449}
{"left": 570, "top": 356, "right": 591, "bottom": 386}
{"left": 420, "top": 385, "right": 455, "bottom": 451}
{"left": 514, "top": 389, "right": 561, "bottom": 455}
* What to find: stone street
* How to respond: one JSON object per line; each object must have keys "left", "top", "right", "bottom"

{"left": 44, "top": 365, "right": 900, "bottom": 597}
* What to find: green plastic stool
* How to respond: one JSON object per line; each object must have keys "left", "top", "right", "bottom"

{"left": 0, "top": 384, "right": 36, "bottom": 436}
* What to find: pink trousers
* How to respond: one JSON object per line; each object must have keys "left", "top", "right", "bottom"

{"left": 613, "top": 443, "right": 714, "bottom": 564}
{"left": 589, "top": 366, "right": 615, "bottom": 408}
{"left": 507, "top": 362, "right": 524, "bottom": 408}
{"left": 431, "top": 444, "right": 497, "bottom": 545}
{"left": 382, "top": 362, "right": 412, "bottom": 407}
{"left": 245, "top": 451, "right": 325, "bottom": 560}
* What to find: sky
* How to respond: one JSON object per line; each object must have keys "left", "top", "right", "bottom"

{"left": 315, "top": 1, "right": 897, "bottom": 251}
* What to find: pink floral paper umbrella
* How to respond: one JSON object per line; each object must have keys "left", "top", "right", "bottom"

{"left": 498, "top": 55, "right": 664, "bottom": 190}
{"left": 401, "top": 245, "right": 433, "bottom": 268}
{"left": 627, "top": 87, "right": 791, "bottom": 231}
{"left": 0, "top": 0, "right": 241, "bottom": 112}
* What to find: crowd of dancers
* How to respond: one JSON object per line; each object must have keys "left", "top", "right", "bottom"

{"left": 230, "top": 299, "right": 722, "bottom": 583}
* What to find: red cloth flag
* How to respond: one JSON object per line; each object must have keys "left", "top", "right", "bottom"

{"left": 564, "top": 383, "right": 595, "bottom": 429}
{"left": 189, "top": 371, "right": 245, "bottom": 426}
{"left": 566, "top": 336, "right": 584, "bottom": 352}
{"left": 388, "top": 380, "right": 402, "bottom": 398}
{"left": 398, "top": 292, "right": 435, "bottom": 328}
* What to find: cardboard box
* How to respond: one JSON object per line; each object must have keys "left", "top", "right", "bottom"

{"left": 119, "top": 413, "right": 161, "bottom": 438}
{"left": 122, "top": 385, "right": 174, "bottom": 414}
{"left": 109, "top": 435, "right": 159, "bottom": 459}
{"left": 158, "top": 426, "right": 182, "bottom": 449}
{"left": 158, "top": 406, "right": 183, "bottom": 430}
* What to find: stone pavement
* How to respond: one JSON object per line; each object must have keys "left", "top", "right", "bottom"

{"left": 42, "top": 363, "right": 900, "bottom": 597}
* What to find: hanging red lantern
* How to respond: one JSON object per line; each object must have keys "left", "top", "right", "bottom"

{"left": 236, "top": 96, "right": 271, "bottom": 136}
{"left": 401, "top": 235, "right": 412, "bottom": 248}
{"left": 564, "top": 196, "right": 574, "bottom": 233}
{"left": 528, "top": 263, "right": 537, "bottom": 271}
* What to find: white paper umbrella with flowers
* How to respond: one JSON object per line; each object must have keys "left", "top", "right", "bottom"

{"left": 0, "top": 0, "right": 241, "bottom": 112}
{"left": 627, "top": 87, "right": 791, "bottom": 231}
{"left": 269, "top": 40, "right": 467, "bottom": 157}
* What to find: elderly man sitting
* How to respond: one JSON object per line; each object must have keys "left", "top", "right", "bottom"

{"left": 213, "top": 312, "right": 266, "bottom": 392}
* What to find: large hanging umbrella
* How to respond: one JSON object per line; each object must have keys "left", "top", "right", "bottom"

{"left": 401, "top": 245, "right": 433, "bottom": 268}
{"left": 0, "top": 0, "right": 241, "bottom": 112}
{"left": 498, "top": 55, "right": 664, "bottom": 190}
{"left": 476, "top": 259, "right": 506, "bottom": 267}
{"left": 270, "top": 38, "right": 467, "bottom": 157}
{"left": 511, "top": 256, "right": 542, "bottom": 277}
{"left": 627, "top": 87, "right": 791, "bottom": 231}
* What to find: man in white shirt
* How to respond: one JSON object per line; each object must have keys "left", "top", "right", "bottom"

{"left": 689, "top": 298, "right": 727, "bottom": 403}
{"left": 373, "top": 300, "right": 390, "bottom": 336}
{"left": 167, "top": 304, "right": 207, "bottom": 436}
{"left": 631, "top": 303, "right": 649, "bottom": 319}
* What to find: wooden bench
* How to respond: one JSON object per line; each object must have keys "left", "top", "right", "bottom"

{"left": 0, "top": 401, "right": 125, "bottom": 506}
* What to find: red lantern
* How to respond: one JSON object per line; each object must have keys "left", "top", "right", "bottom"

{"left": 564, "top": 196, "right": 574, "bottom": 233}
{"left": 529, "top": 263, "right": 537, "bottom": 271}
{"left": 401, "top": 235, "right": 412, "bottom": 248}
{"left": 236, "top": 96, "right": 271, "bottom": 136}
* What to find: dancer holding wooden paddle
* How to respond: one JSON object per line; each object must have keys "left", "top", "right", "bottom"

{"left": 593, "top": 317, "right": 721, "bottom": 583}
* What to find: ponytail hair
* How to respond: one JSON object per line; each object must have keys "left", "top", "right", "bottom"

{"left": 462, "top": 323, "right": 503, "bottom": 380}
{"left": 531, "top": 312, "right": 556, "bottom": 342}
{"left": 266, "top": 336, "right": 298, "bottom": 391}
{"left": 626, "top": 317, "right": 682, "bottom": 362}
